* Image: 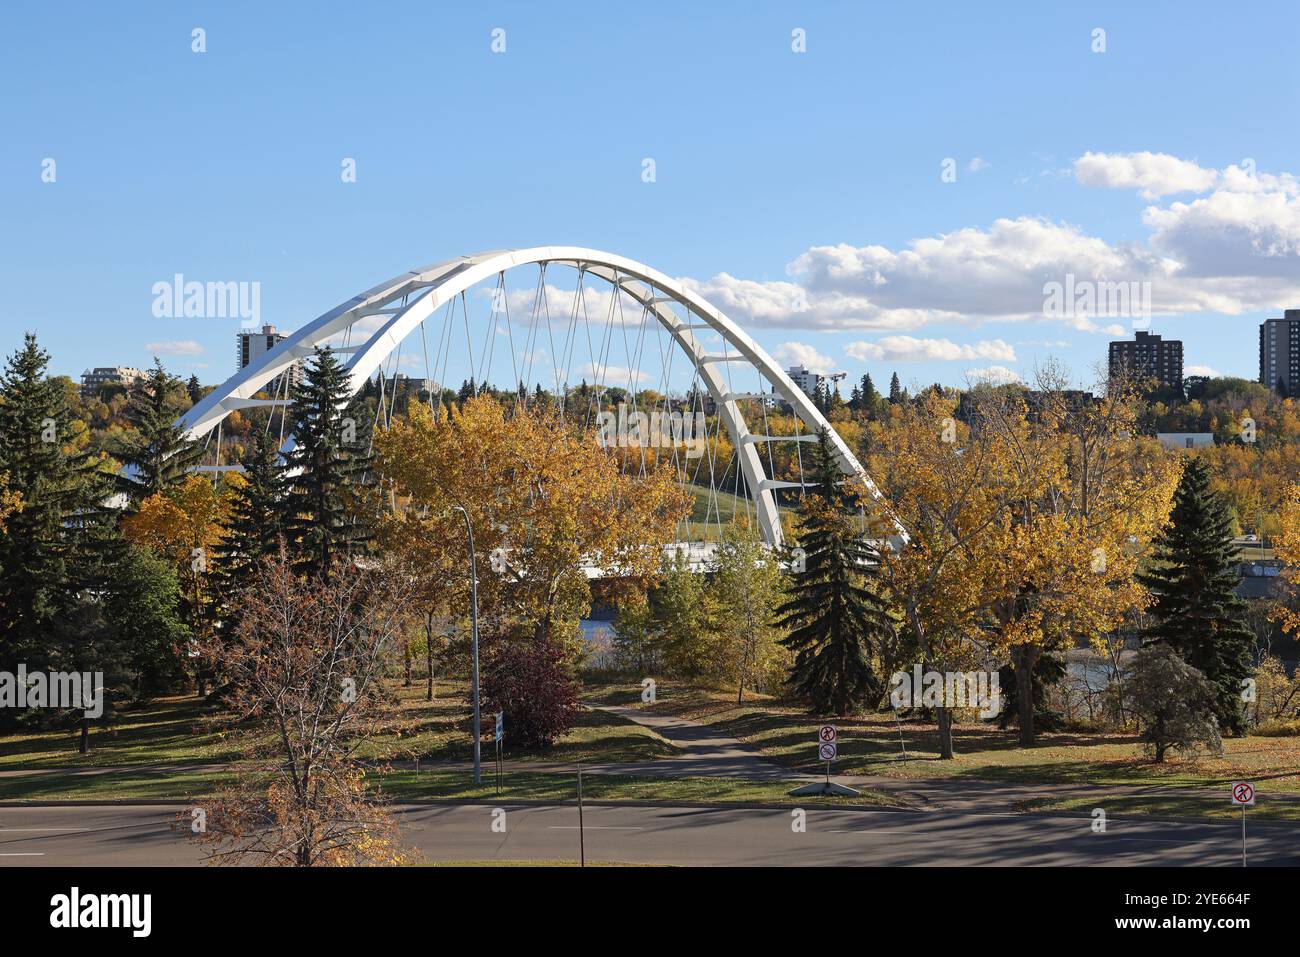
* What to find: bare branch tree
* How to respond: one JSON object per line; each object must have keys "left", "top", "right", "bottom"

{"left": 185, "top": 550, "right": 419, "bottom": 866}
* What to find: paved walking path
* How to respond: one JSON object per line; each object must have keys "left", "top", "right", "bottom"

{"left": 582, "top": 703, "right": 795, "bottom": 779}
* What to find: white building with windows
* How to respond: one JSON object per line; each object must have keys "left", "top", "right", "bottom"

{"left": 1156, "top": 432, "right": 1214, "bottom": 450}
{"left": 786, "top": 364, "right": 823, "bottom": 398}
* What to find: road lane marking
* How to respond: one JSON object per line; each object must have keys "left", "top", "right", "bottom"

{"left": 547, "top": 826, "right": 644, "bottom": 830}
{"left": 0, "top": 852, "right": 45, "bottom": 857}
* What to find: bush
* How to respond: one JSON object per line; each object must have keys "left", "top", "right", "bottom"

{"left": 1255, "top": 717, "right": 1300, "bottom": 737}
{"left": 480, "top": 641, "right": 580, "bottom": 749}
{"left": 1127, "top": 643, "right": 1223, "bottom": 762}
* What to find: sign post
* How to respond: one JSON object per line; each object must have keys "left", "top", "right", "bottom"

{"left": 494, "top": 711, "right": 504, "bottom": 795}
{"left": 1231, "top": 781, "right": 1255, "bottom": 866}
{"left": 577, "top": 763, "right": 585, "bottom": 869}
{"left": 790, "top": 724, "right": 859, "bottom": 797}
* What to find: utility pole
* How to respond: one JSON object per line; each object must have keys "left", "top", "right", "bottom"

{"left": 579, "top": 764, "right": 590, "bottom": 868}
{"left": 451, "top": 504, "right": 481, "bottom": 786}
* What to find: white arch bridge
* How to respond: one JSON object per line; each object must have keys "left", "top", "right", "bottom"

{"left": 178, "top": 246, "right": 893, "bottom": 550}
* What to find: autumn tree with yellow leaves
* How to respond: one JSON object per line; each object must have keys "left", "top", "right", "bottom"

{"left": 864, "top": 393, "right": 1014, "bottom": 758}
{"left": 865, "top": 371, "right": 1179, "bottom": 755}
{"left": 973, "top": 367, "right": 1180, "bottom": 747}
{"left": 1274, "top": 481, "right": 1300, "bottom": 640}
{"left": 374, "top": 396, "right": 691, "bottom": 656}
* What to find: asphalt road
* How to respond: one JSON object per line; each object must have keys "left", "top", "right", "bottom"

{"left": 2, "top": 803, "right": 1297, "bottom": 866}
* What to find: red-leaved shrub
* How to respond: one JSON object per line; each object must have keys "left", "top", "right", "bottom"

{"left": 480, "top": 641, "right": 580, "bottom": 749}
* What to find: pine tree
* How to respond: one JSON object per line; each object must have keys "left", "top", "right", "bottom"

{"left": 775, "top": 429, "right": 894, "bottom": 714}
{"left": 828, "top": 384, "right": 844, "bottom": 414}
{"left": 116, "top": 360, "right": 201, "bottom": 504}
{"left": 185, "top": 374, "right": 204, "bottom": 406}
{"left": 220, "top": 429, "right": 284, "bottom": 579}
{"left": 280, "top": 347, "right": 372, "bottom": 578}
{"left": 0, "top": 334, "right": 113, "bottom": 684}
{"left": 888, "top": 372, "right": 903, "bottom": 405}
{"left": 861, "top": 373, "right": 879, "bottom": 407}
{"left": 1139, "top": 458, "right": 1254, "bottom": 735}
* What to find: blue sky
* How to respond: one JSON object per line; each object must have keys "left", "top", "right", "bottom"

{"left": 3, "top": 0, "right": 1299, "bottom": 391}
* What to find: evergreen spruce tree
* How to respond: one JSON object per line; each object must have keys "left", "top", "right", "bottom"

{"left": 280, "top": 348, "right": 372, "bottom": 578}
{"left": 115, "top": 360, "right": 201, "bottom": 503}
{"left": 216, "top": 428, "right": 285, "bottom": 642}
{"left": 0, "top": 334, "right": 113, "bottom": 686}
{"left": 861, "top": 373, "right": 879, "bottom": 407}
{"left": 185, "top": 374, "right": 204, "bottom": 406}
{"left": 220, "top": 429, "right": 284, "bottom": 579}
{"left": 775, "top": 429, "right": 894, "bottom": 714}
{"left": 828, "top": 384, "right": 844, "bottom": 414}
{"left": 888, "top": 372, "right": 903, "bottom": 405}
{"left": 1139, "top": 458, "right": 1254, "bottom": 735}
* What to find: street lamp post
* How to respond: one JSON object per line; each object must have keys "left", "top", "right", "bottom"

{"left": 451, "top": 504, "right": 482, "bottom": 786}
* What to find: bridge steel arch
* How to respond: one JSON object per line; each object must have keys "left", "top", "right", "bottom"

{"left": 179, "top": 246, "right": 893, "bottom": 548}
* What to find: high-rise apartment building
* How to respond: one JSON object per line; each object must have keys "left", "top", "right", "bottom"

{"left": 236, "top": 324, "right": 301, "bottom": 393}
{"left": 1259, "top": 310, "right": 1300, "bottom": 396}
{"left": 1107, "top": 330, "right": 1183, "bottom": 389}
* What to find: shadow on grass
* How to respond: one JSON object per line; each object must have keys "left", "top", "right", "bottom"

{"left": 0, "top": 695, "right": 241, "bottom": 769}
{"left": 403, "top": 704, "right": 681, "bottom": 765}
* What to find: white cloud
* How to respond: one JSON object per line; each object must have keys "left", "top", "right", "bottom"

{"left": 844, "top": 336, "right": 1016, "bottom": 363}
{"left": 1074, "top": 151, "right": 1218, "bottom": 199}
{"left": 145, "top": 340, "right": 204, "bottom": 356}
{"left": 1185, "top": 364, "right": 1222, "bottom": 378}
{"left": 575, "top": 362, "right": 652, "bottom": 386}
{"left": 964, "top": 365, "right": 1023, "bottom": 385}
{"left": 967, "top": 156, "right": 990, "bottom": 173}
{"left": 675, "top": 155, "right": 1300, "bottom": 335}
{"left": 679, "top": 274, "right": 811, "bottom": 326}
{"left": 772, "top": 342, "right": 836, "bottom": 373}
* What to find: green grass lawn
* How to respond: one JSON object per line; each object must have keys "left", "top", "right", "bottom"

{"left": 582, "top": 681, "right": 1300, "bottom": 793}
{"left": 0, "top": 695, "right": 247, "bottom": 769}
{"left": 376, "top": 769, "right": 899, "bottom": 806}
{"left": 0, "top": 681, "right": 679, "bottom": 772}
{"left": 6, "top": 674, "right": 1296, "bottom": 823}
{"left": 0, "top": 766, "right": 231, "bottom": 802}
{"left": 1015, "top": 792, "right": 1300, "bottom": 823}
{"left": 0, "top": 765, "right": 899, "bottom": 808}
{"left": 681, "top": 482, "right": 796, "bottom": 540}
